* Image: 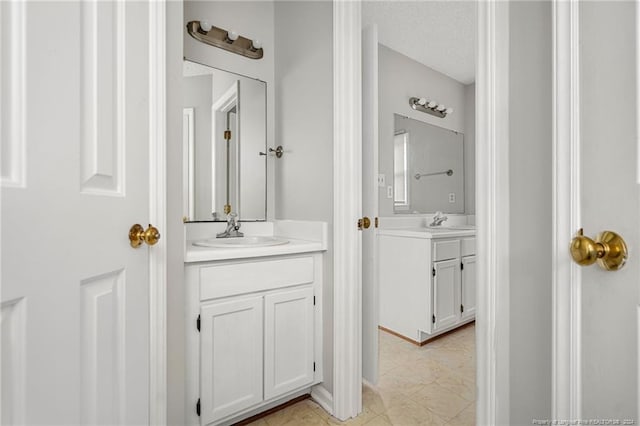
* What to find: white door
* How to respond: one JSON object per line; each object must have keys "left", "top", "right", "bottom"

{"left": 362, "top": 24, "right": 379, "bottom": 385}
{"left": 1, "top": 2, "right": 159, "bottom": 424}
{"left": 264, "top": 286, "right": 315, "bottom": 400}
{"left": 565, "top": 1, "right": 640, "bottom": 419}
{"left": 432, "top": 259, "right": 460, "bottom": 331}
{"left": 200, "top": 296, "right": 263, "bottom": 424}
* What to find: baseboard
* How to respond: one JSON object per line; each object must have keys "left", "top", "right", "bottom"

{"left": 310, "top": 384, "right": 333, "bottom": 416}
{"left": 362, "top": 378, "right": 375, "bottom": 389}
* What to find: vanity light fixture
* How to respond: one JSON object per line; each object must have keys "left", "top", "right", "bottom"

{"left": 186, "top": 20, "right": 264, "bottom": 60}
{"left": 409, "top": 97, "right": 453, "bottom": 118}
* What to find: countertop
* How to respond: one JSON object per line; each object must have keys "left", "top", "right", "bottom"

{"left": 184, "top": 237, "right": 325, "bottom": 263}
{"left": 377, "top": 227, "right": 476, "bottom": 239}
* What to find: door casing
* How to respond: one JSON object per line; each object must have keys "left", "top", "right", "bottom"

{"left": 331, "top": 1, "right": 512, "bottom": 424}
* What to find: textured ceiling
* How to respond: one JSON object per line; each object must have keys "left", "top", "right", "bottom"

{"left": 362, "top": 1, "right": 476, "bottom": 85}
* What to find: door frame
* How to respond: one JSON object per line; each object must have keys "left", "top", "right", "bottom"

{"left": 149, "top": 1, "right": 168, "bottom": 424}
{"left": 551, "top": 0, "right": 581, "bottom": 420}
{"left": 332, "top": 0, "right": 511, "bottom": 423}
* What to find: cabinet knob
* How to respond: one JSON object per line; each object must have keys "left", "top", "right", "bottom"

{"left": 569, "top": 228, "right": 627, "bottom": 271}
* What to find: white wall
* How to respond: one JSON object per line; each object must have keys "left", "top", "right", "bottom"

{"left": 508, "top": 2, "right": 552, "bottom": 423}
{"left": 580, "top": 1, "right": 638, "bottom": 419}
{"left": 378, "top": 45, "right": 472, "bottom": 217}
{"left": 274, "top": 0, "right": 334, "bottom": 394}
{"left": 184, "top": 0, "right": 276, "bottom": 220}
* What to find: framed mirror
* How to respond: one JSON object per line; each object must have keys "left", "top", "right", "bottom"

{"left": 393, "top": 114, "right": 465, "bottom": 214}
{"left": 183, "top": 59, "right": 267, "bottom": 222}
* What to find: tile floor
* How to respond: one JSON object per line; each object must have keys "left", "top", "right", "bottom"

{"left": 249, "top": 323, "right": 475, "bottom": 426}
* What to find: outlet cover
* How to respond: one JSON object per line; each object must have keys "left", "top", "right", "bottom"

{"left": 448, "top": 193, "right": 456, "bottom": 203}
{"left": 378, "top": 174, "right": 386, "bottom": 187}
{"left": 387, "top": 186, "right": 393, "bottom": 199}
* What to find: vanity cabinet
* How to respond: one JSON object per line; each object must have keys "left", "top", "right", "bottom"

{"left": 185, "top": 253, "right": 323, "bottom": 426}
{"left": 378, "top": 230, "right": 476, "bottom": 344}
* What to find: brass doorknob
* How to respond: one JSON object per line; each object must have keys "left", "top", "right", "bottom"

{"left": 129, "top": 224, "right": 161, "bottom": 248}
{"left": 569, "top": 228, "right": 627, "bottom": 271}
{"left": 358, "top": 217, "right": 371, "bottom": 230}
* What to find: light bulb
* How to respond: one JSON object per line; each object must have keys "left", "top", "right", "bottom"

{"left": 417, "top": 98, "right": 427, "bottom": 106}
{"left": 227, "top": 30, "right": 239, "bottom": 41}
{"left": 436, "top": 104, "right": 446, "bottom": 112}
{"left": 445, "top": 108, "right": 454, "bottom": 114}
{"left": 200, "top": 20, "right": 212, "bottom": 32}
{"left": 427, "top": 101, "right": 437, "bottom": 108}
{"left": 252, "top": 39, "right": 262, "bottom": 50}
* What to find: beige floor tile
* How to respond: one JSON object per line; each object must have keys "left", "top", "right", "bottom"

{"left": 411, "top": 383, "right": 472, "bottom": 421}
{"left": 384, "top": 398, "right": 447, "bottom": 426}
{"left": 262, "top": 400, "right": 328, "bottom": 426}
{"left": 364, "top": 414, "right": 393, "bottom": 425}
{"left": 435, "top": 372, "right": 476, "bottom": 402}
{"left": 446, "top": 403, "right": 475, "bottom": 426}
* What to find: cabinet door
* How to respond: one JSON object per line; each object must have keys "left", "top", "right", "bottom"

{"left": 433, "top": 259, "right": 460, "bottom": 331}
{"left": 200, "top": 296, "right": 263, "bottom": 424}
{"left": 461, "top": 256, "right": 476, "bottom": 320}
{"left": 264, "top": 286, "right": 315, "bottom": 400}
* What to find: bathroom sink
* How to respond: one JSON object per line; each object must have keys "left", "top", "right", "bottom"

{"left": 193, "top": 236, "right": 290, "bottom": 248}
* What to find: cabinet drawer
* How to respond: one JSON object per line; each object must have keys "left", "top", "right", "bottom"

{"left": 432, "top": 240, "right": 460, "bottom": 262}
{"left": 199, "top": 256, "right": 315, "bottom": 300}
{"left": 461, "top": 238, "right": 476, "bottom": 257}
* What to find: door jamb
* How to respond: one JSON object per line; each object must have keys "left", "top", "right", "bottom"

{"left": 149, "top": 1, "right": 168, "bottom": 424}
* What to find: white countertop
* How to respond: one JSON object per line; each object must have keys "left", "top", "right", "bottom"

{"left": 185, "top": 237, "right": 325, "bottom": 263}
{"left": 377, "top": 226, "right": 476, "bottom": 239}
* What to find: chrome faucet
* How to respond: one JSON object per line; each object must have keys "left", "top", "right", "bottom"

{"left": 429, "top": 211, "right": 448, "bottom": 227}
{"left": 216, "top": 212, "right": 244, "bottom": 238}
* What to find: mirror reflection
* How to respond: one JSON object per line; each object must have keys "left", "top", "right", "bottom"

{"left": 182, "top": 59, "right": 267, "bottom": 222}
{"left": 393, "top": 114, "right": 465, "bottom": 214}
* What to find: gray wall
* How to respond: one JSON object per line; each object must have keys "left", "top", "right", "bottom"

{"left": 378, "top": 45, "right": 473, "bottom": 216}
{"left": 464, "top": 83, "right": 475, "bottom": 215}
{"left": 509, "top": 1, "right": 552, "bottom": 424}
{"left": 581, "top": 1, "right": 638, "bottom": 419}
{"left": 167, "top": 1, "right": 185, "bottom": 424}
{"left": 274, "top": 0, "right": 334, "bottom": 394}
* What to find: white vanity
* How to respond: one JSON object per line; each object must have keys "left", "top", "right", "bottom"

{"left": 378, "top": 223, "right": 476, "bottom": 344}
{"left": 184, "top": 221, "right": 327, "bottom": 426}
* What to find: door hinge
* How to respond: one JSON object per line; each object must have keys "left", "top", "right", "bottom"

{"left": 313, "top": 362, "right": 316, "bottom": 372}
{"left": 313, "top": 296, "right": 316, "bottom": 306}
{"left": 432, "top": 267, "right": 436, "bottom": 277}
{"left": 461, "top": 304, "right": 464, "bottom": 313}
{"left": 461, "top": 262, "right": 464, "bottom": 270}
{"left": 224, "top": 130, "right": 231, "bottom": 140}
{"left": 196, "top": 398, "right": 201, "bottom": 417}
{"left": 196, "top": 314, "right": 201, "bottom": 332}
{"left": 432, "top": 314, "right": 436, "bottom": 324}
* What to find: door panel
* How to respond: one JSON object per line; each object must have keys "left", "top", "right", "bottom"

{"left": 1, "top": 2, "right": 152, "bottom": 424}
{"left": 461, "top": 256, "right": 476, "bottom": 320}
{"left": 264, "top": 286, "right": 315, "bottom": 400}
{"left": 579, "top": 2, "right": 639, "bottom": 419}
{"left": 200, "top": 296, "right": 263, "bottom": 424}
{"left": 433, "top": 259, "right": 460, "bottom": 330}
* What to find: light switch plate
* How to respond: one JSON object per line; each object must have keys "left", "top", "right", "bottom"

{"left": 387, "top": 186, "right": 393, "bottom": 199}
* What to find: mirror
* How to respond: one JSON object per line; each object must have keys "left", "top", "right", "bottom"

{"left": 393, "top": 114, "right": 465, "bottom": 214}
{"left": 182, "top": 59, "right": 267, "bottom": 222}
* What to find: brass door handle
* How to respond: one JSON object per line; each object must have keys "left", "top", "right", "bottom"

{"left": 569, "top": 228, "right": 628, "bottom": 271}
{"left": 129, "top": 224, "right": 161, "bottom": 248}
{"left": 358, "top": 217, "right": 371, "bottom": 230}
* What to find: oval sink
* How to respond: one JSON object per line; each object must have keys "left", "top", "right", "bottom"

{"left": 193, "top": 236, "right": 290, "bottom": 248}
